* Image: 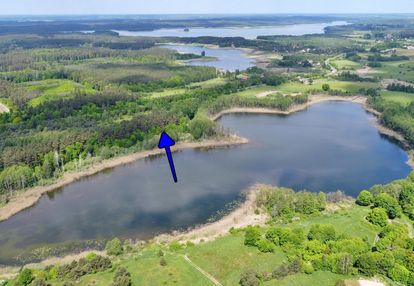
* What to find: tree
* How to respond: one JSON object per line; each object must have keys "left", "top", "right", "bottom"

{"left": 265, "top": 227, "right": 280, "bottom": 245}
{"left": 356, "top": 190, "right": 373, "bottom": 206}
{"left": 388, "top": 264, "right": 410, "bottom": 284}
{"left": 18, "top": 268, "right": 34, "bottom": 286}
{"left": 322, "top": 84, "right": 331, "bottom": 91}
{"left": 189, "top": 116, "right": 216, "bottom": 140}
{"left": 374, "top": 193, "right": 401, "bottom": 219}
{"left": 201, "top": 51, "right": 206, "bottom": 57}
{"left": 366, "top": 207, "right": 388, "bottom": 227}
{"left": 244, "top": 226, "right": 261, "bottom": 247}
{"left": 105, "top": 238, "right": 123, "bottom": 256}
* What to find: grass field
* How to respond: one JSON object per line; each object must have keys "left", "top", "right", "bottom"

{"left": 189, "top": 77, "right": 227, "bottom": 89}
{"left": 276, "top": 80, "right": 378, "bottom": 95}
{"left": 331, "top": 59, "right": 363, "bottom": 71}
{"left": 369, "top": 61, "right": 414, "bottom": 83}
{"left": 380, "top": 90, "right": 414, "bottom": 105}
{"left": 284, "top": 205, "right": 379, "bottom": 245}
{"left": 21, "top": 79, "right": 95, "bottom": 107}
{"left": 186, "top": 234, "right": 288, "bottom": 285}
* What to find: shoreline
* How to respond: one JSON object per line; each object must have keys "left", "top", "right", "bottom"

{"left": 0, "top": 135, "right": 248, "bottom": 222}
{"left": 155, "top": 183, "right": 268, "bottom": 244}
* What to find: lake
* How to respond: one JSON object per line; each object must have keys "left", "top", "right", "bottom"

{"left": 114, "top": 21, "right": 348, "bottom": 39}
{"left": 160, "top": 44, "right": 254, "bottom": 71}
{"left": 0, "top": 102, "right": 410, "bottom": 265}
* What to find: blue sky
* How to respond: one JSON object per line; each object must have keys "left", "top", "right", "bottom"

{"left": 0, "top": 0, "right": 413, "bottom": 15}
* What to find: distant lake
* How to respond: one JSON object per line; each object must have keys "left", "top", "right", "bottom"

{"left": 114, "top": 21, "right": 348, "bottom": 39}
{"left": 0, "top": 102, "right": 410, "bottom": 265}
{"left": 160, "top": 44, "right": 254, "bottom": 71}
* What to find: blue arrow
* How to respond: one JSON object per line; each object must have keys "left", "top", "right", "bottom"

{"left": 158, "top": 131, "right": 178, "bottom": 183}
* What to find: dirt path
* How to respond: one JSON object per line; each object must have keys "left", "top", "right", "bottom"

{"left": 0, "top": 102, "right": 9, "bottom": 113}
{"left": 183, "top": 254, "right": 223, "bottom": 286}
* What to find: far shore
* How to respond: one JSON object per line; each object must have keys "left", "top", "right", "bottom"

{"left": 0, "top": 135, "right": 248, "bottom": 222}
{"left": 1, "top": 93, "right": 413, "bottom": 222}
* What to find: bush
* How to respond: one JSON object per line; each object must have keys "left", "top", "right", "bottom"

{"left": 322, "top": 84, "right": 330, "bottom": 91}
{"left": 265, "top": 227, "right": 280, "bottom": 245}
{"left": 169, "top": 240, "right": 183, "bottom": 251}
{"left": 18, "top": 268, "right": 34, "bottom": 286}
{"left": 303, "top": 261, "right": 315, "bottom": 274}
{"left": 256, "top": 239, "right": 275, "bottom": 253}
{"left": 307, "top": 224, "right": 336, "bottom": 242}
{"left": 374, "top": 193, "right": 401, "bottom": 219}
{"left": 160, "top": 257, "right": 167, "bottom": 266}
{"left": 366, "top": 208, "right": 388, "bottom": 227}
{"left": 244, "top": 226, "right": 261, "bottom": 247}
{"left": 189, "top": 116, "right": 216, "bottom": 140}
{"left": 356, "top": 190, "right": 373, "bottom": 206}
{"left": 112, "top": 267, "right": 132, "bottom": 286}
{"left": 105, "top": 238, "right": 123, "bottom": 256}
{"left": 239, "top": 269, "right": 261, "bottom": 286}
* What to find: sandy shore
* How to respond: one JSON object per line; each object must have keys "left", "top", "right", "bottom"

{"left": 155, "top": 183, "right": 267, "bottom": 244}
{"left": 212, "top": 94, "right": 367, "bottom": 121}
{"left": 0, "top": 135, "right": 248, "bottom": 222}
{"left": 0, "top": 102, "right": 9, "bottom": 113}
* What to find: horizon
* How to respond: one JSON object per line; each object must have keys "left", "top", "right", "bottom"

{"left": 1, "top": 0, "right": 414, "bottom": 15}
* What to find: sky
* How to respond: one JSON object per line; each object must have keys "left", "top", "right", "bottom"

{"left": 0, "top": 0, "right": 413, "bottom": 15}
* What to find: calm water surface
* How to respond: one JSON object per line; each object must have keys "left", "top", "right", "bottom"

{"left": 114, "top": 21, "right": 348, "bottom": 39}
{"left": 0, "top": 102, "right": 410, "bottom": 264}
{"left": 160, "top": 44, "right": 254, "bottom": 71}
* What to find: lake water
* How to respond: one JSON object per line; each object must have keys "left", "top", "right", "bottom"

{"left": 160, "top": 44, "right": 254, "bottom": 71}
{"left": 0, "top": 102, "right": 410, "bottom": 265}
{"left": 114, "top": 21, "right": 348, "bottom": 39}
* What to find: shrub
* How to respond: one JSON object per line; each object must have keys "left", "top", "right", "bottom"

{"left": 239, "top": 269, "right": 261, "bottom": 286}
{"left": 303, "top": 261, "right": 315, "bottom": 274}
{"left": 307, "top": 224, "right": 336, "bottom": 242}
{"left": 189, "top": 116, "right": 216, "bottom": 140}
{"left": 322, "top": 84, "right": 330, "bottom": 91}
{"left": 265, "top": 227, "right": 280, "bottom": 245}
{"left": 256, "top": 239, "right": 275, "bottom": 253}
{"left": 356, "top": 190, "right": 373, "bottom": 206}
{"left": 366, "top": 207, "right": 388, "bottom": 227}
{"left": 112, "top": 267, "right": 132, "bottom": 286}
{"left": 18, "top": 269, "right": 34, "bottom": 286}
{"left": 244, "top": 226, "right": 261, "bottom": 247}
{"left": 105, "top": 238, "right": 123, "bottom": 256}
{"left": 160, "top": 257, "right": 167, "bottom": 266}
{"left": 169, "top": 240, "right": 183, "bottom": 251}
